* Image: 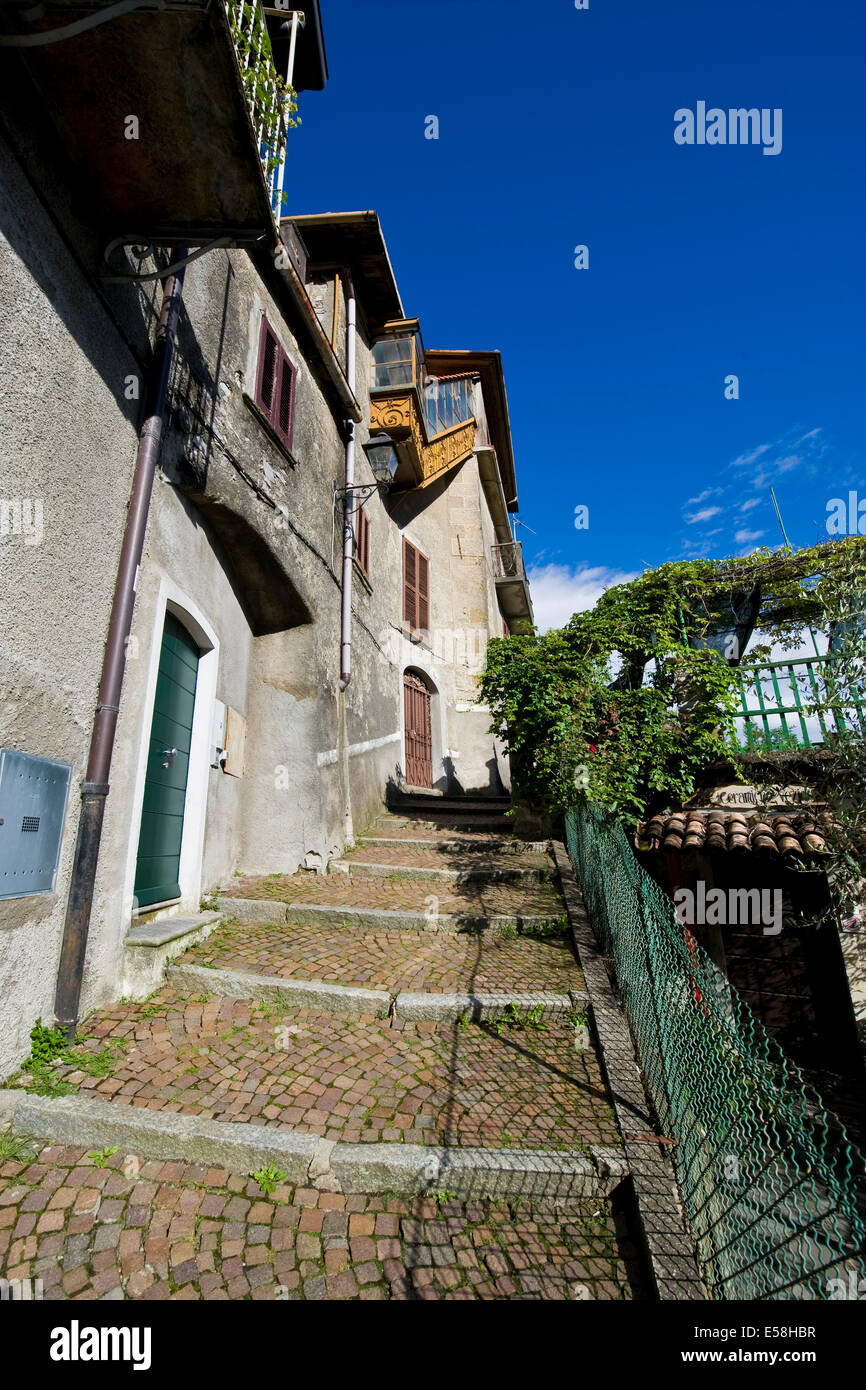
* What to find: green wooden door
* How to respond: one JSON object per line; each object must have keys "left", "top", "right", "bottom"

{"left": 133, "top": 613, "right": 200, "bottom": 908}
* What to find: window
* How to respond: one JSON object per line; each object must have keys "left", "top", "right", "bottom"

{"left": 255, "top": 316, "right": 296, "bottom": 450}
{"left": 403, "top": 538, "right": 429, "bottom": 635}
{"left": 422, "top": 375, "right": 475, "bottom": 438}
{"left": 354, "top": 507, "right": 371, "bottom": 579}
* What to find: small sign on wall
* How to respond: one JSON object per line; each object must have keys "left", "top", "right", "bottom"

{"left": 223, "top": 707, "right": 247, "bottom": 778}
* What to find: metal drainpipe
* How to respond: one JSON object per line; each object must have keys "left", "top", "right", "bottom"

{"left": 338, "top": 273, "right": 356, "bottom": 844}
{"left": 54, "top": 258, "right": 187, "bottom": 1039}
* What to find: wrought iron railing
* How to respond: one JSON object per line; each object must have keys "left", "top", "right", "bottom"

{"left": 491, "top": 541, "right": 526, "bottom": 581}
{"left": 225, "top": 0, "right": 289, "bottom": 216}
{"left": 736, "top": 654, "right": 866, "bottom": 750}
{"left": 566, "top": 803, "right": 866, "bottom": 1300}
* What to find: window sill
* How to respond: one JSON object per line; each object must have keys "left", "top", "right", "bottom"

{"left": 242, "top": 391, "right": 299, "bottom": 470}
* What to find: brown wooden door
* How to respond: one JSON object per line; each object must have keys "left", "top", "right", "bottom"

{"left": 403, "top": 672, "right": 433, "bottom": 788}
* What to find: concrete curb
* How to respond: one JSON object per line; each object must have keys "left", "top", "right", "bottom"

{"left": 167, "top": 963, "right": 390, "bottom": 1016}
{"left": 395, "top": 991, "right": 588, "bottom": 1022}
{"left": 331, "top": 860, "right": 555, "bottom": 885}
{"left": 213, "top": 900, "right": 562, "bottom": 937}
{"left": 552, "top": 841, "right": 706, "bottom": 1300}
{"left": 167, "top": 963, "right": 589, "bottom": 1025}
{"left": 358, "top": 836, "right": 552, "bottom": 854}
{"left": 0, "top": 1090, "right": 626, "bottom": 1200}
{"left": 1, "top": 1091, "right": 320, "bottom": 1184}
{"left": 213, "top": 897, "right": 289, "bottom": 925}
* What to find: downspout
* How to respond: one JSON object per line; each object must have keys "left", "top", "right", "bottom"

{"left": 54, "top": 257, "right": 187, "bottom": 1038}
{"left": 338, "top": 273, "right": 356, "bottom": 844}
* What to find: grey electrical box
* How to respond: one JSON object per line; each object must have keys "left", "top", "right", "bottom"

{"left": 0, "top": 749, "right": 72, "bottom": 900}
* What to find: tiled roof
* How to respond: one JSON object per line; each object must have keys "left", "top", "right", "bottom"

{"left": 635, "top": 809, "right": 831, "bottom": 858}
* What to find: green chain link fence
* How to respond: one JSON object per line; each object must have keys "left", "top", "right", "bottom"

{"left": 565, "top": 803, "right": 866, "bottom": 1300}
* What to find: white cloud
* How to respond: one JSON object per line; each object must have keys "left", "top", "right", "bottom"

{"left": 686, "top": 506, "right": 723, "bottom": 525}
{"left": 734, "top": 528, "right": 765, "bottom": 544}
{"left": 739, "top": 498, "right": 761, "bottom": 512}
{"left": 774, "top": 454, "right": 801, "bottom": 473}
{"left": 526, "top": 563, "right": 639, "bottom": 633}
{"left": 686, "top": 488, "right": 719, "bottom": 505}
{"left": 730, "top": 443, "right": 771, "bottom": 468}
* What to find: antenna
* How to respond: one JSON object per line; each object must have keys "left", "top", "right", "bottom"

{"left": 770, "top": 487, "right": 791, "bottom": 548}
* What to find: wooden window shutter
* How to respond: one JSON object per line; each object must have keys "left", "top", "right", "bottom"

{"left": 402, "top": 539, "right": 429, "bottom": 633}
{"left": 417, "top": 552, "right": 429, "bottom": 632}
{"left": 403, "top": 539, "right": 417, "bottom": 629}
{"left": 354, "top": 509, "right": 370, "bottom": 577}
{"left": 276, "top": 354, "right": 295, "bottom": 447}
{"left": 257, "top": 320, "right": 278, "bottom": 417}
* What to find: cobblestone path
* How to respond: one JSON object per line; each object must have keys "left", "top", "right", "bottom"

{"left": 1, "top": 802, "right": 639, "bottom": 1300}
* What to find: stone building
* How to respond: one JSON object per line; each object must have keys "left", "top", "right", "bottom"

{"left": 0, "top": 2, "right": 532, "bottom": 1074}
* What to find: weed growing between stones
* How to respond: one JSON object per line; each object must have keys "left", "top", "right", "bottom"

{"left": 250, "top": 1163, "right": 288, "bottom": 1195}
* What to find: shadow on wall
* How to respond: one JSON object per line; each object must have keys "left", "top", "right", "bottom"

{"left": 385, "top": 758, "right": 505, "bottom": 808}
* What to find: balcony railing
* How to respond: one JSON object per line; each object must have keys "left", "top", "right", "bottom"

{"left": 491, "top": 541, "right": 527, "bottom": 581}
{"left": 225, "top": 0, "right": 289, "bottom": 217}
{"left": 736, "top": 655, "right": 866, "bottom": 750}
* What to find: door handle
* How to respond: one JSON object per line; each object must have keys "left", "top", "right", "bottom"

{"left": 161, "top": 747, "right": 179, "bottom": 768}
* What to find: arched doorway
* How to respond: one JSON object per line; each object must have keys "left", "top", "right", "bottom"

{"left": 403, "top": 669, "right": 434, "bottom": 789}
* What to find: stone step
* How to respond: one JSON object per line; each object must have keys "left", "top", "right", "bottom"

{"left": 1, "top": 1091, "right": 625, "bottom": 1201}
{"left": 0, "top": 969, "right": 621, "bottom": 1199}
{"left": 329, "top": 859, "right": 555, "bottom": 884}
{"left": 5, "top": 984, "right": 618, "bottom": 1154}
{"left": 122, "top": 912, "right": 223, "bottom": 1000}
{"left": 358, "top": 835, "right": 552, "bottom": 854}
{"left": 377, "top": 814, "right": 512, "bottom": 834}
{"left": 167, "top": 962, "right": 390, "bottom": 1017}
{"left": 387, "top": 795, "right": 511, "bottom": 815}
{"left": 177, "top": 916, "right": 583, "bottom": 998}
{"left": 167, "top": 961, "right": 589, "bottom": 1024}
{"left": 215, "top": 899, "right": 564, "bottom": 937}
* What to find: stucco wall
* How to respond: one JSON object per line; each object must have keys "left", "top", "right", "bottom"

{"left": 0, "top": 113, "right": 518, "bottom": 1077}
{"left": 0, "top": 133, "right": 143, "bottom": 1076}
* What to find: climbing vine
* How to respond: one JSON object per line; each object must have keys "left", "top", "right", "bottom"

{"left": 480, "top": 537, "right": 866, "bottom": 823}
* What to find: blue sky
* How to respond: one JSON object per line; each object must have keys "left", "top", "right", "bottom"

{"left": 289, "top": 0, "right": 866, "bottom": 629}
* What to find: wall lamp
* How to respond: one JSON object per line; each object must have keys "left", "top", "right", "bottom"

{"left": 335, "top": 433, "right": 401, "bottom": 505}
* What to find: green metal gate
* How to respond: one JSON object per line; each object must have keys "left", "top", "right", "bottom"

{"left": 133, "top": 612, "right": 200, "bottom": 908}
{"left": 566, "top": 803, "right": 866, "bottom": 1300}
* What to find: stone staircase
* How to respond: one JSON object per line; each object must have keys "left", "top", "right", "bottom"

{"left": 6, "top": 804, "right": 626, "bottom": 1202}
{"left": 0, "top": 802, "right": 653, "bottom": 1300}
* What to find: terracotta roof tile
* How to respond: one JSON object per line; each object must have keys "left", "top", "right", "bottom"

{"left": 636, "top": 809, "right": 831, "bottom": 857}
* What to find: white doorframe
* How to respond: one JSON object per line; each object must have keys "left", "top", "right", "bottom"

{"left": 121, "top": 580, "right": 219, "bottom": 920}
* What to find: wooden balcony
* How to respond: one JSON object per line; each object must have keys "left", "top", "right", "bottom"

{"left": 0, "top": 0, "right": 326, "bottom": 245}
{"left": 369, "top": 387, "right": 476, "bottom": 490}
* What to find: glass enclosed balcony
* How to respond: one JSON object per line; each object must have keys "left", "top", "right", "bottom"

{"left": 423, "top": 376, "right": 475, "bottom": 438}
{"left": 371, "top": 334, "right": 422, "bottom": 390}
